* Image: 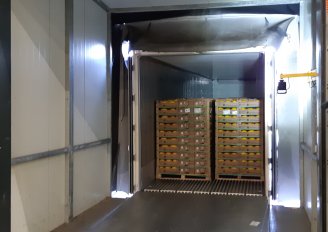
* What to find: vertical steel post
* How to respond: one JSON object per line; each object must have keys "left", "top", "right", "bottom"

{"left": 0, "top": 0, "right": 11, "bottom": 230}
{"left": 66, "top": 0, "right": 74, "bottom": 220}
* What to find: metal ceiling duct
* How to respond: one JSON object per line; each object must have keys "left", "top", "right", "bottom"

{"left": 122, "top": 14, "right": 295, "bottom": 52}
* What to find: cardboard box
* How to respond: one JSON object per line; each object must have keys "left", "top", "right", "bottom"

{"left": 195, "top": 168, "right": 209, "bottom": 175}
{"left": 158, "top": 152, "right": 179, "bottom": 160}
{"left": 218, "top": 152, "right": 240, "bottom": 159}
{"left": 179, "top": 152, "right": 194, "bottom": 159}
{"left": 158, "top": 159, "right": 179, "bottom": 166}
{"left": 215, "top": 98, "right": 239, "bottom": 107}
{"left": 217, "top": 115, "right": 239, "bottom": 122}
{"left": 157, "top": 99, "right": 179, "bottom": 107}
{"left": 195, "top": 160, "right": 209, "bottom": 167}
{"left": 180, "top": 167, "right": 195, "bottom": 174}
{"left": 194, "top": 152, "right": 208, "bottom": 159}
{"left": 247, "top": 152, "right": 262, "bottom": 160}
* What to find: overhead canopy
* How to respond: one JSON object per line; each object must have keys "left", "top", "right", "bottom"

{"left": 122, "top": 14, "right": 295, "bottom": 52}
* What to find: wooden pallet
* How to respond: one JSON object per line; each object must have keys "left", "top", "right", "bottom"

{"left": 216, "top": 174, "right": 264, "bottom": 181}
{"left": 157, "top": 173, "right": 211, "bottom": 181}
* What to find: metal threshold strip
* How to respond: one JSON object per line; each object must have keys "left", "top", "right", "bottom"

{"left": 144, "top": 179, "right": 264, "bottom": 197}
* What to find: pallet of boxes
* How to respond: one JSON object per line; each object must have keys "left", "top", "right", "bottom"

{"left": 215, "top": 98, "right": 264, "bottom": 181}
{"left": 156, "top": 98, "right": 212, "bottom": 181}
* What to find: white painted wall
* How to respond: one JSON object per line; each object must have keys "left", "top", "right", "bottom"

{"left": 11, "top": 0, "right": 67, "bottom": 231}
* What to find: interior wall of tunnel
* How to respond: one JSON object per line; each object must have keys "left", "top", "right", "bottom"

{"left": 11, "top": 0, "right": 111, "bottom": 231}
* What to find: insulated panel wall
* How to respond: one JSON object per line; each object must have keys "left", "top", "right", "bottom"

{"left": 73, "top": 0, "right": 108, "bottom": 145}
{"left": 275, "top": 78, "right": 301, "bottom": 205}
{"left": 274, "top": 17, "right": 301, "bottom": 206}
{"left": 11, "top": 0, "right": 66, "bottom": 231}
{"left": 139, "top": 57, "right": 212, "bottom": 188}
{"left": 11, "top": 156, "right": 66, "bottom": 232}
{"left": 213, "top": 80, "right": 264, "bottom": 99}
{"left": 73, "top": 145, "right": 109, "bottom": 217}
{"left": 299, "top": 0, "right": 318, "bottom": 226}
{"left": 72, "top": 0, "right": 110, "bottom": 217}
{"left": 11, "top": 0, "right": 66, "bottom": 157}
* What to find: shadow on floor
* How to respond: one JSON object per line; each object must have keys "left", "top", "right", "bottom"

{"left": 269, "top": 205, "right": 311, "bottom": 232}
{"left": 52, "top": 198, "right": 125, "bottom": 232}
{"left": 53, "top": 193, "right": 311, "bottom": 232}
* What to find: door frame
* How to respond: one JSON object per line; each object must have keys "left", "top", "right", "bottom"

{"left": 0, "top": 0, "right": 11, "bottom": 230}
{"left": 131, "top": 49, "right": 273, "bottom": 197}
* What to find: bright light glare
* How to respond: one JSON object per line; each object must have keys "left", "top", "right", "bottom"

{"left": 198, "top": 80, "right": 210, "bottom": 85}
{"left": 122, "top": 40, "right": 133, "bottom": 61}
{"left": 111, "top": 191, "right": 133, "bottom": 199}
{"left": 307, "top": 201, "right": 312, "bottom": 209}
{"left": 88, "top": 44, "right": 106, "bottom": 60}
{"left": 271, "top": 199, "right": 301, "bottom": 208}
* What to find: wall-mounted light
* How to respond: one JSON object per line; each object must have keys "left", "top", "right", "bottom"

{"left": 277, "top": 71, "right": 318, "bottom": 94}
{"left": 122, "top": 40, "right": 133, "bottom": 61}
{"left": 277, "top": 80, "right": 287, "bottom": 94}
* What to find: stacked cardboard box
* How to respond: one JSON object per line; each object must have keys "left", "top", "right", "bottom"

{"left": 156, "top": 99, "right": 212, "bottom": 180}
{"left": 215, "top": 98, "right": 264, "bottom": 180}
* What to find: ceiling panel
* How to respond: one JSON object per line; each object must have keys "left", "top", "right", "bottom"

{"left": 153, "top": 53, "right": 261, "bottom": 80}
{"left": 103, "top": 0, "right": 300, "bottom": 10}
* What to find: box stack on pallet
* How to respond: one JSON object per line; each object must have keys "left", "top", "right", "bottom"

{"left": 215, "top": 98, "right": 263, "bottom": 181}
{"left": 156, "top": 99, "right": 212, "bottom": 181}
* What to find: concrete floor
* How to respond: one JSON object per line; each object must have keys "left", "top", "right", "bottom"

{"left": 53, "top": 198, "right": 124, "bottom": 232}
{"left": 269, "top": 205, "right": 311, "bottom": 232}
{"left": 53, "top": 192, "right": 310, "bottom": 232}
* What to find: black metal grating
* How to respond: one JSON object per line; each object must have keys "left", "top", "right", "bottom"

{"left": 144, "top": 180, "right": 264, "bottom": 197}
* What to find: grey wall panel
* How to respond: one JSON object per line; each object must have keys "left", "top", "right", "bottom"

{"left": 139, "top": 58, "right": 161, "bottom": 189}
{"left": 11, "top": 0, "right": 66, "bottom": 230}
{"left": 213, "top": 80, "right": 264, "bottom": 98}
{"left": 49, "top": 0, "right": 66, "bottom": 150}
{"left": 73, "top": 0, "right": 86, "bottom": 145}
{"left": 11, "top": 0, "right": 50, "bottom": 157}
{"left": 72, "top": 0, "right": 110, "bottom": 218}
{"left": 73, "top": 0, "right": 108, "bottom": 144}
{"left": 139, "top": 57, "right": 212, "bottom": 189}
{"left": 272, "top": 16, "right": 301, "bottom": 207}
{"left": 12, "top": 155, "right": 66, "bottom": 232}
{"left": 84, "top": 0, "right": 108, "bottom": 142}
{"left": 275, "top": 80, "right": 301, "bottom": 204}
{"left": 73, "top": 145, "right": 109, "bottom": 217}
